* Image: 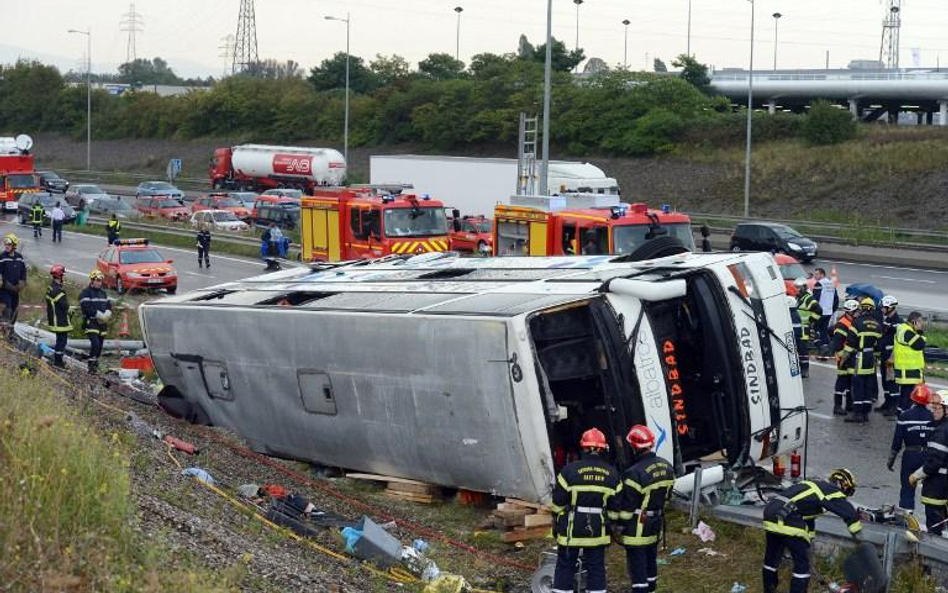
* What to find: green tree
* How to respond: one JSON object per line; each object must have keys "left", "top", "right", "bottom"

{"left": 0, "top": 60, "right": 67, "bottom": 131}
{"left": 369, "top": 54, "right": 411, "bottom": 88}
{"left": 528, "top": 38, "right": 585, "bottom": 72}
{"left": 117, "top": 57, "right": 182, "bottom": 85}
{"left": 653, "top": 58, "right": 668, "bottom": 73}
{"left": 246, "top": 59, "right": 302, "bottom": 80}
{"left": 803, "top": 100, "right": 857, "bottom": 145}
{"left": 469, "top": 53, "right": 516, "bottom": 80}
{"left": 671, "top": 54, "right": 710, "bottom": 90}
{"left": 418, "top": 53, "right": 465, "bottom": 81}
{"left": 307, "top": 53, "right": 377, "bottom": 93}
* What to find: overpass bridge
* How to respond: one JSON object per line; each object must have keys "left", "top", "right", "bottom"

{"left": 709, "top": 68, "right": 948, "bottom": 124}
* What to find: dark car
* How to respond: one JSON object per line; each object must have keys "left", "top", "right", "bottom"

{"left": 17, "top": 193, "right": 76, "bottom": 226}
{"left": 38, "top": 171, "right": 69, "bottom": 193}
{"left": 730, "top": 222, "right": 818, "bottom": 262}
{"left": 89, "top": 197, "right": 142, "bottom": 220}
{"left": 254, "top": 201, "right": 300, "bottom": 230}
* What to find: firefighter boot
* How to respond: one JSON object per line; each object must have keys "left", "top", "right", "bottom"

{"left": 53, "top": 354, "right": 65, "bottom": 369}
{"left": 87, "top": 360, "right": 98, "bottom": 375}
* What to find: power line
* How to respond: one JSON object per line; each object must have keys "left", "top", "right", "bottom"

{"left": 233, "top": 0, "right": 259, "bottom": 74}
{"left": 120, "top": 3, "right": 144, "bottom": 64}
{"left": 219, "top": 34, "right": 236, "bottom": 78}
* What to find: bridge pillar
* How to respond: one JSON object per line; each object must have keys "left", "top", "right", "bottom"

{"left": 766, "top": 100, "right": 776, "bottom": 115}
{"left": 940, "top": 100, "right": 948, "bottom": 126}
{"left": 927, "top": 111, "right": 934, "bottom": 125}
{"left": 848, "top": 99, "right": 859, "bottom": 119}
{"left": 917, "top": 112, "right": 925, "bottom": 125}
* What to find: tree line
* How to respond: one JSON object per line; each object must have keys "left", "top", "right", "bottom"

{"left": 0, "top": 36, "right": 856, "bottom": 158}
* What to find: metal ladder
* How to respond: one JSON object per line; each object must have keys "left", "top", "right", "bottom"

{"left": 516, "top": 113, "right": 538, "bottom": 196}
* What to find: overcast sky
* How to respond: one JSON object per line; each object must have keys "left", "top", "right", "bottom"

{"left": 7, "top": 0, "right": 948, "bottom": 78}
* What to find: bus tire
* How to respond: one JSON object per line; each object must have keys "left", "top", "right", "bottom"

{"left": 625, "top": 236, "right": 689, "bottom": 261}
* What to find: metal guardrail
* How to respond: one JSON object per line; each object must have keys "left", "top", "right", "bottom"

{"left": 86, "top": 216, "right": 261, "bottom": 248}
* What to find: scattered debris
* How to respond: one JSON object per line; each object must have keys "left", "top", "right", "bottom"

{"left": 698, "top": 547, "right": 727, "bottom": 557}
{"left": 344, "top": 516, "right": 403, "bottom": 567}
{"left": 423, "top": 575, "right": 471, "bottom": 593}
{"left": 345, "top": 472, "right": 444, "bottom": 504}
{"left": 489, "top": 498, "right": 553, "bottom": 543}
{"left": 730, "top": 583, "right": 747, "bottom": 593}
{"left": 669, "top": 547, "right": 687, "bottom": 557}
{"left": 181, "top": 467, "right": 215, "bottom": 484}
{"left": 692, "top": 520, "right": 716, "bottom": 542}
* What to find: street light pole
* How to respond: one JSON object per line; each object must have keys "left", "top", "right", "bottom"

{"left": 744, "top": 0, "right": 755, "bottom": 218}
{"left": 324, "top": 14, "right": 350, "bottom": 165}
{"left": 454, "top": 6, "right": 463, "bottom": 62}
{"left": 772, "top": 12, "right": 782, "bottom": 70}
{"left": 540, "top": 0, "right": 553, "bottom": 195}
{"left": 573, "top": 0, "right": 583, "bottom": 73}
{"left": 622, "top": 19, "right": 630, "bottom": 68}
{"left": 687, "top": 0, "right": 693, "bottom": 57}
{"left": 68, "top": 28, "right": 91, "bottom": 171}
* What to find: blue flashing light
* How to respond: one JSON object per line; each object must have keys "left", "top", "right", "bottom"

{"left": 661, "top": 204, "right": 671, "bottom": 214}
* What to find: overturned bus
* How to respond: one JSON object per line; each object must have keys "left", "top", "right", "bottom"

{"left": 140, "top": 251, "right": 806, "bottom": 503}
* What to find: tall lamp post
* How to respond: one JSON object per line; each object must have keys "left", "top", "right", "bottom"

{"left": 324, "top": 14, "right": 350, "bottom": 165}
{"left": 573, "top": 0, "right": 583, "bottom": 72}
{"left": 687, "top": 0, "right": 693, "bottom": 57}
{"left": 622, "top": 19, "right": 630, "bottom": 68}
{"left": 454, "top": 6, "right": 463, "bottom": 62}
{"left": 772, "top": 12, "right": 782, "bottom": 70}
{"left": 744, "top": 0, "right": 755, "bottom": 218}
{"left": 540, "top": 0, "right": 553, "bottom": 194}
{"left": 68, "top": 28, "right": 91, "bottom": 171}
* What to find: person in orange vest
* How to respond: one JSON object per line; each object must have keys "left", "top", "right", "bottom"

{"left": 830, "top": 299, "right": 860, "bottom": 415}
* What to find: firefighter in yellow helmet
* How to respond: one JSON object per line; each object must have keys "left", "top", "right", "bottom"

{"left": 843, "top": 298, "right": 882, "bottom": 423}
{"left": 0, "top": 233, "right": 26, "bottom": 334}
{"left": 79, "top": 270, "right": 111, "bottom": 374}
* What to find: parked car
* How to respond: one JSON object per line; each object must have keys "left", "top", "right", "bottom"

{"left": 38, "top": 171, "right": 69, "bottom": 193}
{"left": 260, "top": 188, "right": 303, "bottom": 200}
{"left": 64, "top": 184, "right": 109, "bottom": 208}
{"left": 137, "top": 196, "right": 190, "bottom": 221}
{"left": 253, "top": 199, "right": 300, "bottom": 230}
{"left": 191, "top": 193, "right": 252, "bottom": 220}
{"left": 448, "top": 215, "right": 493, "bottom": 254}
{"left": 228, "top": 191, "right": 259, "bottom": 210}
{"left": 96, "top": 238, "right": 177, "bottom": 295}
{"left": 89, "top": 197, "right": 142, "bottom": 220}
{"left": 136, "top": 181, "right": 184, "bottom": 200}
{"left": 730, "top": 222, "right": 818, "bottom": 262}
{"left": 190, "top": 210, "right": 250, "bottom": 232}
{"left": 774, "top": 253, "right": 808, "bottom": 296}
{"left": 17, "top": 193, "right": 75, "bottom": 226}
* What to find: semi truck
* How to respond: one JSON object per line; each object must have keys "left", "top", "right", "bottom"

{"left": 493, "top": 194, "right": 695, "bottom": 257}
{"left": 142, "top": 250, "right": 807, "bottom": 503}
{"left": 210, "top": 144, "right": 346, "bottom": 193}
{"left": 369, "top": 154, "right": 620, "bottom": 217}
{"left": 0, "top": 135, "right": 40, "bottom": 212}
{"left": 300, "top": 186, "right": 450, "bottom": 261}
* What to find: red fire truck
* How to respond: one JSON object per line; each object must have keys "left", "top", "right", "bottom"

{"left": 0, "top": 135, "right": 40, "bottom": 212}
{"left": 300, "top": 186, "right": 450, "bottom": 262}
{"left": 210, "top": 144, "right": 346, "bottom": 193}
{"left": 493, "top": 195, "right": 694, "bottom": 257}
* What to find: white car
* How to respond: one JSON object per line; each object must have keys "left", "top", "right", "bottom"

{"left": 190, "top": 210, "right": 249, "bottom": 232}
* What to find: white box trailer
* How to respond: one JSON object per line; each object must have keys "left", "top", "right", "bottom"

{"left": 369, "top": 155, "right": 620, "bottom": 218}
{"left": 142, "top": 251, "right": 806, "bottom": 503}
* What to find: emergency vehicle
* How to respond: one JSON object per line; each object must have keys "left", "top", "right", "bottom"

{"left": 300, "top": 186, "right": 450, "bottom": 262}
{"left": 0, "top": 135, "right": 40, "bottom": 212}
{"left": 96, "top": 238, "right": 177, "bottom": 295}
{"left": 493, "top": 194, "right": 695, "bottom": 257}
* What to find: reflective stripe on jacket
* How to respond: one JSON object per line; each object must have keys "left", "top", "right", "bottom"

{"left": 45, "top": 282, "right": 72, "bottom": 332}
{"left": 763, "top": 479, "right": 862, "bottom": 542}
{"left": 549, "top": 454, "right": 622, "bottom": 547}
{"left": 617, "top": 452, "right": 675, "bottom": 547}
{"left": 894, "top": 323, "right": 926, "bottom": 384}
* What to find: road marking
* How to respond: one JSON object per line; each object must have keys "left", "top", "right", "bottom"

{"left": 871, "top": 274, "right": 937, "bottom": 284}
{"left": 150, "top": 244, "right": 260, "bottom": 266}
{"left": 820, "top": 259, "right": 948, "bottom": 276}
{"left": 809, "top": 360, "right": 948, "bottom": 389}
{"left": 184, "top": 271, "right": 216, "bottom": 278}
{"left": 809, "top": 412, "right": 834, "bottom": 421}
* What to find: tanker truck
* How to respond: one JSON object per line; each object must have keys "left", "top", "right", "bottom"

{"left": 210, "top": 144, "right": 346, "bottom": 194}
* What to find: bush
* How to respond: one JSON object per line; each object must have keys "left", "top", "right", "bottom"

{"left": 804, "top": 100, "right": 857, "bottom": 145}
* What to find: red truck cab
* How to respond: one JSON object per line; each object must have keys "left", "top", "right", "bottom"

{"left": 448, "top": 214, "right": 493, "bottom": 254}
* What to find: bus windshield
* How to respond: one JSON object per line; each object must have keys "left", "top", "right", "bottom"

{"left": 612, "top": 222, "right": 695, "bottom": 254}
{"left": 384, "top": 207, "right": 447, "bottom": 237}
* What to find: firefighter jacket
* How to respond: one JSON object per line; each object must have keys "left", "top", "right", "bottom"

{"left": 831, "top": 314, "right": 855, "bottom": 376}
{"left": 893, "top": 322, "right": 926, "bottom": 385}
{"left": 790, "top": 306, "right": 802, "bottom": 344}
{"left": 796, "top": 291, "right": 822, "bottom": 341}
{"left": 762, "top": 479, "right": 863, "bottom": 542}
{"left": 197, "top": 230, "right": 211, "bottom": 250}
{"left": 920, "top": 418, "right": 948, "bottom": 507}
{"left": 79, "top": 286, "right": 111, "bottom": 335}
{"left": 107, "top": 219, "right": 121, "bottom": 236}
{"left": 616, "top": 452, "right": 675, "bottom": 547}
{"left": 549, "top": 453, "right": 622, "bottom": 547}
{"left": 844, "top": 313, "right": 882, "bottom": 375}
{"left": 30, "top": 203, "right": 44, "bottom": 225}
{"left": 892, "top": 404, "right": 934, "bottom": 455}
{"left": 0, "top": 251, "right": 27, "bottom": 291}
{"left": 880, "top": 312, "right": 902, "bottom": 360}
{"left": 45, "top": 281, "right": 72, "bottom": 333}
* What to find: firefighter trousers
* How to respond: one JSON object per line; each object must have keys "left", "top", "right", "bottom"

{"left": 880, "top": 354, "right": 898, "bottom": 408}
{"left": 53, "top": 331, "right": 68, "bottom": 367}
{"left": 625, "top": 544, "right": 659, "bottom": 592}
{"left": 763, "top": 532, "right": 811, "bottom": 593}
{"left": 923, "top": 475, "right": 948, "bottom": 535}
{"left": 799, "top": 339, "right": 810, "bottom": 377}
{"left": 898, "top": 383, "right": 920, "bottom": 414}
{"left": 32, "top": 222, "right": 42, "bottom": 238}
{"left": 851, "top": 374, "right": 878, "bottom": 416}
{"left": 926, "top": 503, "right": 948, "bottom": 536}
{"left": 900, "top": 451, "right": 925, "bottom": 511}
{"left": 552, "top": 545, "right": 606, "bottom": 593}
{"left": 87, "top": 332, "right": 103, "bottom": 373}
{"left": 834, "top": 375, "right": 852, "bottom": 410}
{"left": 198, "top": 246, "right": 210, "bottom": 267}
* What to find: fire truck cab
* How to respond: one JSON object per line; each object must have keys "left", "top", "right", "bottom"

{"left": 493, "top": 194, "right": 695, "bottom": 257}
{"left": 301, "top": 186, "right": 450, "bottom": 262}
{"left": 0, "top": 135, "right": 39, "bottom": 212}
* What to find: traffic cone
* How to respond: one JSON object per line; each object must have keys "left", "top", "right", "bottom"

{"left": 118, "top": 309, "right": 130, "bottom": 338}
{"left": 830, "top": 265, "right": 840, "bottom": 288}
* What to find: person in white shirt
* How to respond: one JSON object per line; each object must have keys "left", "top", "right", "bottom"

{"left": 812, "top": 268, "right": 836, "bottom": 347}
{"left": 50, "top": 202, "right": 66, "bottom": 243}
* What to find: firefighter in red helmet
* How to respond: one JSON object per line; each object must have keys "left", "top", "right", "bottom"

{"left": 616, "top": 425, "right": 675, "bottom": 593}
{"left": 548, "top": 428, "right": 622, "bottom": 593}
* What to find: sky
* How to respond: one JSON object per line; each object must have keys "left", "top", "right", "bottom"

{"left": 6, "top": 0, "right": 948, "bottom": 78}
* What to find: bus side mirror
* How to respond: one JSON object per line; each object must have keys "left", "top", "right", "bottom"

{"left": 453, "top": 219, "right": 461, "bottom": 232}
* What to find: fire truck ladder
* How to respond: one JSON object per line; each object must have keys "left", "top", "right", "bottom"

{"left": 516, "top": 113, "right": 538, "bottom": 196}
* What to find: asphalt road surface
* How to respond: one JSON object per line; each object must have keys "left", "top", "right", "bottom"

{"left": 812, "top": 259, "right": 948, "bottom": 315}
{"left": 0, "top": 215, "right": 264, "bottom": 291}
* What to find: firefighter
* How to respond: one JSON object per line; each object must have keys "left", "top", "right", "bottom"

{"left": 0, "top": 233, "right": 27, "bottom": 333}
{"left": 888, "top": 384, "right": 934, "bottom": 513}
{"left": 107, "top": 214, "right": 122, "bottom": 245}
{"left": 549, "top": 428, "right": 622, "bottom": 593}
{"left": 197, "top": 224, "right": 211, "bottom": 268}
{"left": 894, "top": 311, "right": 927, "bottom": 414}
{"left": 794, "top": 277, "right": 822, "bottom": 379}
{"left": 616, "top": 425, "right": 675, "bottom": 593}
{"left": 876, "top": 295, "right": 902, "bottom": 415}
{"left": 787, "top": 295, "right": 804, "bottom": 376}
{"left": 843, "top": 298, "right": 882, "bottom": 423}
{"left": 79, "top": 270, "right": 112, "bottom": 374}
{"left": 831, "top": 299, "right": 859, "bottom": 415}
{"left": 762, "top": 469, "right": 862, "bottom": 593}
{"left": 30, "top": 199, "right": 44, "bottom": 238}
{"left": 911, "top": 390, "right": 948, "bottom": 535}
{"left": 45, "top": 264, "right": 72, "bottom": 368}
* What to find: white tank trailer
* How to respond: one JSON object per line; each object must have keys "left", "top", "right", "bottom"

{"left": 231, "top": 144, "right": 347, "bottom": 187}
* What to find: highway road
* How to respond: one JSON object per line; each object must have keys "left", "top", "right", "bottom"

{"left": 813, "top": 258, "right": 948, "bottom": 315}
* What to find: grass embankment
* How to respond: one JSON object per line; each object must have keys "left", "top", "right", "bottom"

{"left": 66, "top": 222, "right": 265, "bottom": 260}
{"left": 0, "top": 361, "right": 237, "bottom": 592}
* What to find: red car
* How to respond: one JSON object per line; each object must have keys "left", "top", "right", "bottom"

{"left": 775, "top": 253, "right": 808, "bottom": 296}
{"left": 192, "top": 193, "right": 252, "bottom": 220}
{"left": 96, "top": 239, "right": 177, "bottom": 294}
{"left": 137, "top": 196, "right": 190, "bottom": 221}
{"left": 449, "top": 215, "right": 493, "bottom": 254}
